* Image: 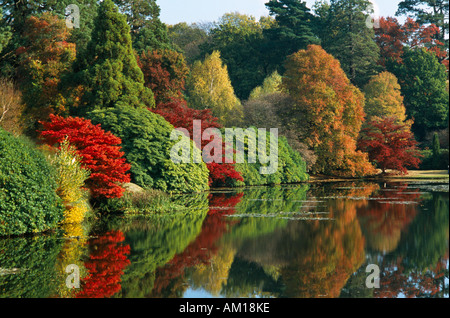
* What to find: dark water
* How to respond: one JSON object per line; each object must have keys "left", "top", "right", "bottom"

{"left": 1, "top": 181, "right": 448, "bottom": 298}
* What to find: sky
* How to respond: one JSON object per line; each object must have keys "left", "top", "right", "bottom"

{"left": 158, "top": 0, "right": 403, "bottom": 25}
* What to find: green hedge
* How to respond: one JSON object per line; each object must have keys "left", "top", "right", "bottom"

{"left": 0, "top": 128, "right": 64, "bottom": 237}
{"left": 229, "top": 128, "right": 309, "bottom": 187}
{"left": 87, "top": 106, "right": 210, "bottom": 193}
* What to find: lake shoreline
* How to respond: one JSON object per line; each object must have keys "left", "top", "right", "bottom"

{"left": 308, "top": 170, "right": 449, "bottom": 183}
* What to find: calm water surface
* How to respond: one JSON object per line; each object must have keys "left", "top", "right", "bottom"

{"left": 1, "top": 181, "right": 448, "bottom": 298}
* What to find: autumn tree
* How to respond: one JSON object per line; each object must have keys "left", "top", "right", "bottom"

{"left": 375, "top": 17, "right": 447, "bottom": 67}
{"left": 0, "top": 0, "right": 98, "bottom": 77}
{"left": 374, "top": 17, "right": 406, "bottom": 66}
{"left": 401, "top": 18, "right": 447, "bottom": 60}
{"left": 282, "top": 44, "right": 375, "bottom": 177}
{"left": 71, "top": 0, "right": 154, "bottom": 115}
{"left": 314, "top": 0, "right": 380, "bottom": 87}
{"left": 386, "top": 47, "right": 449, "bottom": 140}
{"left": 396, "top": 0, "right": 449, "bottom": 52}
{"left": 248, "top": 71, "right": 282, "bottom": 100}
{"left": 186, "top": 50, "right": 242, "bottom": 126}
{"left": 358, "top": 116, "right": 422, "bottom": 174}
{"left": 15, "top": 13, "right": 76, "bottom": 134}
{"left": 137, "top": 49, "right": 189, "bottom": 105}
{"left": 40, "top": 115, "right": 131, "bottom": 199}
{"left": 363, "top": 71, "right": 407, "bottom": 123}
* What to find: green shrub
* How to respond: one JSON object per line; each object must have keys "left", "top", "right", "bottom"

{"left": 0, "top": 128, "right": 64, "bottom": 236}
{"left": 87, "top": 106, "right": 210, "bottom": 193}
{"left": 0, "top": 235, "right": 64, "bottom": 297}
{"left": 230, "top": 128, "right": 309, "bottom": 186}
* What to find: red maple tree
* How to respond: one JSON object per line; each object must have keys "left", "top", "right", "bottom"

{"left": 375, "top": 17, "right": 447, "bottom": 67}
{"left": 357, "top": 117, "right": 422, "bottom": 174}
{"left": 39, "top": 115, "right": 131, "bottom": 199}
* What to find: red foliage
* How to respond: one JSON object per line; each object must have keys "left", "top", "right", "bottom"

{"left": 39, "top": 114, "right": 131, "bottom": 199}
{"left": 76, "top": 231, "right": 131, "bottom": 298}
{"left": 375, "top": 17, "right": 406, "bottom": 66}
{"left": 151, "top": 98, "right": 243, "bottom": 186}
{"left": 137, "top": 49, "right": 189, "bottom": 105}
{"left": 375, "top": 17, "right": 447, "bottom": 66}
{"left": 207, "top": 162, "right": 244, "bottom": 187}
{"left": 358, "top": 117, "right": 422, "bottom": 174}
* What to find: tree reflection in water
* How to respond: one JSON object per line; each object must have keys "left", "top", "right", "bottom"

{"left": 0, "top": 182, "right": 447, "bottom": 298}
{"left": 76, "top": 231, "right": 131, "bottom": 298}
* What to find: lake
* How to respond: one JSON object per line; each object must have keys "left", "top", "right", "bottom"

{"left": 0, "top": 181, "right": 448, "bottom": 298}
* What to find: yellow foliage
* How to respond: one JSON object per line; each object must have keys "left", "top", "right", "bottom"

{"left": 49, "top": 138, "right": 91, "bottom": 224}
{"left": 54, "top": 222, "right": 89, "bottom": 298}
{"left": 187, "top": 50, "right": 243, "bottom": 126}
{"left": 363, "top": 71, "right": 407, "bottom": 123}
{"left": 63, "top": 205, "right": 90, "bottom": 225}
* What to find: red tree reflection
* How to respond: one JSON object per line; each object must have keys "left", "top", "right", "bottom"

{"left": 76, "top": 230, "right": 131, "bottom": 298}
{"left": 357, "top": 184, "right": 421, "bottom": 253}
{"left": 149, "top": 192, "right": 244, "bottom": 297}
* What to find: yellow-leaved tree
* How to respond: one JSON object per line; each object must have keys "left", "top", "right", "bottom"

{"left": 186, "top": 51, "right": 242, "bottom": 126}
{"left": 248, "top": 70, "right": 283, "bottom": 100}
{"left": 363, "top": 71, "right": 407, "bottom": 123}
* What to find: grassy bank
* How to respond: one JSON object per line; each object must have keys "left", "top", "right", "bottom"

{"left": 308, "top": 170, "right": 449, "bottom": 183}
{"left": 376, "top": 170, "right": 449, "bottom": 181}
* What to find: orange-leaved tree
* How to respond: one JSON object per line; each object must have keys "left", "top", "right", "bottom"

{"left": 282, "top": 44, "right": 375, "bottom": 177}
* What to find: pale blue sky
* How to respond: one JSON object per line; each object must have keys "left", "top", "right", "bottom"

{"left": 158, "top": 0, "right": 403, "bottom": 25}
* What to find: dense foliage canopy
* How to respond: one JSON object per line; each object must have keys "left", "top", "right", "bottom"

{"left": 0, "top": 128, "right": 64, "bottom": 236}
{"left": 87, "top": 106, "right": 210, "bottom": 193}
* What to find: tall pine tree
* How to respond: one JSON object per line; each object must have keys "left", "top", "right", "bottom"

{"left": 263, "top": 0, "right": 319, "bottom": 73}
{"left": 72, "top": 0, "right": 154, "bottom": 115}
{"left": 315, "top": 0, "right": 380, "bottom": 88}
